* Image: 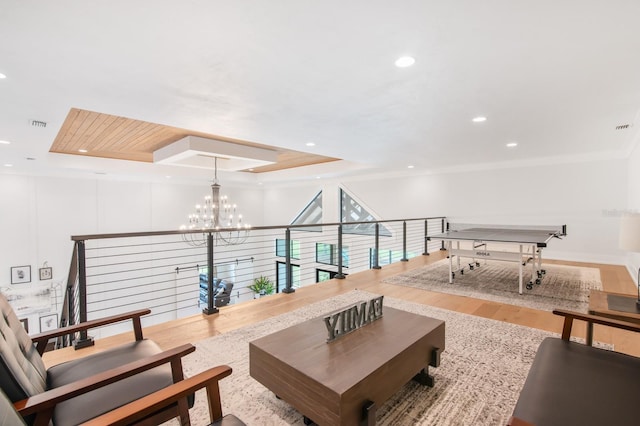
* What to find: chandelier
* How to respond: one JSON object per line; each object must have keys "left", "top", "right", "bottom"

{"left": 180, "top": 157, "right": 251, "bottom": 246}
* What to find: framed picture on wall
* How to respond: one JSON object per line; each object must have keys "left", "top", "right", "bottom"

{"left": 11, "top": 265, "right": 31, "bottom": 284}
{"left": 40, "top": 313, "right": 58, "bottom": 333}
{"left": 39, "top": 266, "right": 53, "bottom": 280}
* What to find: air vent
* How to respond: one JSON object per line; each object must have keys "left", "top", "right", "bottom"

{"left": 616, "top": 124, "right": 631, "bottom": 130}
{"left": 30, "top": 119, "right": 47, "bottom": 128}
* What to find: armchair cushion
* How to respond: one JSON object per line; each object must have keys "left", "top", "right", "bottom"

{"left": 513, "top": 337, "right": 640, "bottom": 426}
{"left": 0, "top": 388, "right": 26, "bottom": 426}
{"left": 0, "top": 294, "right": 47, "bottom": 402}
{"left": 47, "top": 339, "right": 174, "bottom": 426}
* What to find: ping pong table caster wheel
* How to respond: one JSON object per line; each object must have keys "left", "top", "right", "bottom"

{"left": 526, "top": 283, "right": 533, "bottom": 290}
{"left": 476, "top": 262, "right": 480, "bottom": 267}
{"left": 469, "top": 263, "right": 474, "bottom": 270}
{"left": 460, "top": 269, "right": 464, "bottom": 275}
{"left": 535, "top": 279, "right": 541, "bottom": 285}
{"left": 541, "top": 269, "right": 546, "bottom": 275}
{"left": 451, "top": 272, "right": 455, "bottom": 279}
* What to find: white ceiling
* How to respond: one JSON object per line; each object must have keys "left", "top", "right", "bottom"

{"left": 1, "top": 0, "right": 640, "bottom": 184}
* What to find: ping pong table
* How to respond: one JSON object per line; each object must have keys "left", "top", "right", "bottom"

{"left": 427, "top": 224, "right": 567, "bottom": 294}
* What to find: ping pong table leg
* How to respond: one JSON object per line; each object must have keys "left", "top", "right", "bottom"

{"left": 531, "top": 244, "right": 536, "bottom": 284}
{"left": 448, "top": 241, "right": 453, "bottom": 283}
{"left": 519, "top": 245, "right": 523, "bottom": 294}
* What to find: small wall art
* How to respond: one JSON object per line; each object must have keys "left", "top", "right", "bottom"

{"left": 11, "top": 265, "right": 31, "bottom": 284}
{"left": 39, "top": 266, "right": 52, "bottom": 281}
{"left": 40, "top": 313, "right": 58, "bottom": 332}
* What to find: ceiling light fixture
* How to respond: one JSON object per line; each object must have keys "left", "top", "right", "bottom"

{"left": 78, "top": 149, "right": 88, "bottom": 153}
{"left": 472, "top": 116, "right": 487, "bottom": 123}
{"left": 506, "top": 142, "right": 518, "bottom": 148}
{"left": 395, "top": 56, "right": 415, "bottom": 68}
{"left": 0, "top": 140, "right": 10, "bottom": 145}
{"left": 306, "top": 142, "right": 316, "bottom": 147}
{"left": 0, "top": 73, "right": 6, "bottom": 79}
{"left": 407, "top": 165, "right": 415, "bottom": 169}
{"left": 4, "top": 164, "right": 13, "bottom": 167}
{"left": 180, "top": 156, "right": 250, "bottom": 246}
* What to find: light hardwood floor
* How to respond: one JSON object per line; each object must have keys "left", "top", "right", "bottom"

{"left": 42, "top": 251, "right": 640, "bottom": 367}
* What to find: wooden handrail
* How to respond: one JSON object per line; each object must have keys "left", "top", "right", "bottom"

{"left": 80, "top": 365, "right": 233, "bottom": 426}
{"left": 14, "top": 343, "right": 195, "bottom": 420}
{"left": 552, "top": 309, "right": 640, "bottom": 340}
{"left": 30, "top": 309, "right": 151, "bottom": 355}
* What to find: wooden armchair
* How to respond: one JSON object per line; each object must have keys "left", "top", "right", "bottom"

{"left": 0, "top": 293, "right": 197, "bottom": 425}
{"left": 82, "top": 365, "right": 245, "bottom": 426}
{"left": 509, "top": 309, "right": 640, "bottom": 426}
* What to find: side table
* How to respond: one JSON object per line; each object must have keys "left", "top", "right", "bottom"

{"left": 587, "top": 290, "right": 640, "bottom": 345}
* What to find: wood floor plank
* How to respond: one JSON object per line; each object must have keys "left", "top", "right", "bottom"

{"left": 42, "top": 252, "right": 640, "bottom": 367}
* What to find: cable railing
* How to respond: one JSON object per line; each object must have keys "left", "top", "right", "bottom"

{"left": 59, "top": 217, "right": 446, "bottom": 348}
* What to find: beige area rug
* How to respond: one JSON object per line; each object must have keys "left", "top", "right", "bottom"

{"left": 382, "top": 259, "right": 602, "bottom": 311}
{"left": 176, "top": 290, "right": 559, "bottom": 426}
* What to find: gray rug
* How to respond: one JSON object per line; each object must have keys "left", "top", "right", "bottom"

{"left": 383, "top": 259, "right": 602, "bottom": 311}
{"left": 177, "top": 290, "right": 559, "bottom": 426}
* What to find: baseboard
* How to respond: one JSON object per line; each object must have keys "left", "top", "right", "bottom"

{"left": 543, "top": 251, "right": 625, "bottom": 266}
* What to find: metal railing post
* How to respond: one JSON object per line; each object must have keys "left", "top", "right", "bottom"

{"left": 335, "top": 224, "right": 346, "bottom": 278}
{"left": 283, "top": 228, "right": 295, "bottom": 293}
{"left": 372, "top": 223, "right": 381, "bottom": 269}
{"left": 203, "top": 232, "right": 219, "bottom": 314}
{"left": 423, "top": 219, "right": 430, "bottom": 255}
{"left": 73, "top": 240, "right": 94, "bottom": 349}
{"left": 440, "top": 217, "right": 447, "bottom": 250}
{"left": 401, "top": 221, "right": 409, "bottom": 261}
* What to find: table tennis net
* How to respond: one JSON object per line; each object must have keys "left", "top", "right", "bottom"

{"left": 446, "top": 223, "right": 566, "bottom": 235}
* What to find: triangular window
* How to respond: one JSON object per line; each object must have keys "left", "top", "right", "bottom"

{"left": 340, "top": 189, "right": 392, "bottom": 236}
{"left": 291, "top": 191, "right": 322, "bottom": 231}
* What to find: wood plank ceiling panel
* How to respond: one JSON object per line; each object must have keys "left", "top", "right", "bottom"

{"left": 50, "top": 108, "right": 340, "bottom": 172}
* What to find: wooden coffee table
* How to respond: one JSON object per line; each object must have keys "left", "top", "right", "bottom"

{"left": 587, "top": 290, "right": 640, "bottom": 345}
{"left": 249, "top": 306, "right": 445, "bottom": 426}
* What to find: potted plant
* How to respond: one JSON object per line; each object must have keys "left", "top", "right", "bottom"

{"left": 249, "top": 276, "right": 275, "bottom": 298}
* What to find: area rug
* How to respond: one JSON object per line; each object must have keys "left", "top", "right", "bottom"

{"left": 176, "top": 290, "right": 559, "bottom": 426}
{"left": 382, "top": 259, "right": 602, "bottom": 311}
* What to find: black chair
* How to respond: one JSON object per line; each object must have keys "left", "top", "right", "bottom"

{"left": 200, "top": 275, "right": 234, "bottom": 307}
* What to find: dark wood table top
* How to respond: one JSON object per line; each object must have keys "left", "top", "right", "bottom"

{"left": 250, "top": 306, "right": 445, "bottom": 395}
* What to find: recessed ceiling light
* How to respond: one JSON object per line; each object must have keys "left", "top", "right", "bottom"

{"left": 395, "top": 56, "right": 415, "bottom": 68}
{"left": 0, "top": 140, "right": 10, "bottom": 145}
{"left": 407, "top": 165, "right": 415, "bottom": 169}
{"left": 165, "top": 175, "right": 172, "bottom": 179}
{"left": 306, "top": 142, "right": 316, "bottom": 147}
{"left": 78, "top": 149, "right": 88, "bottom": 153}
{"left": 0, "top": 73, "right": 6, "bottom": 79}
{"left": 4, "top": 164, "right": 13, "bottom": 167}
{"left": 506, "top": 142, "right": 518, "bottom": 148}
{"left": 472, "top": 116, "right": 487, "bottom": 123}
{"left": 316, "top": 176, "right": 321, "bottom": 179}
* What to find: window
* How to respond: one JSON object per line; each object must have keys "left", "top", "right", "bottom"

{"left": 316, "top": 243, "right": 349, "bottom": 267}
{"left": 275, "top": 239, "right": 301, "bottom": 259}
{"left": 370, "top": 249, "right": 418, "bottom": 267}
{"left": 276, "top": 261, "right": 300, "bottom": 292}
{"left": 291, "top": 191, "right": 322, "bottom": 231}
{"left": 340, "top": 188, "right": 392, "bottom": 236}
{"left": 316, "top": 269, "right": 346, "bottom": 282}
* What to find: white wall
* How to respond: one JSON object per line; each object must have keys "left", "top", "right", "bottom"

{"left": 0, "top": 174, "right": 264, "bottom": 333}
{"left": 265, "top": 158, "right": 630, "bottom": 265}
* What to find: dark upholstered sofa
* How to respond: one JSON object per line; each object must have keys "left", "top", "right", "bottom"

{"left": 509, "top": 309, "right": 640, "bottom": 426}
